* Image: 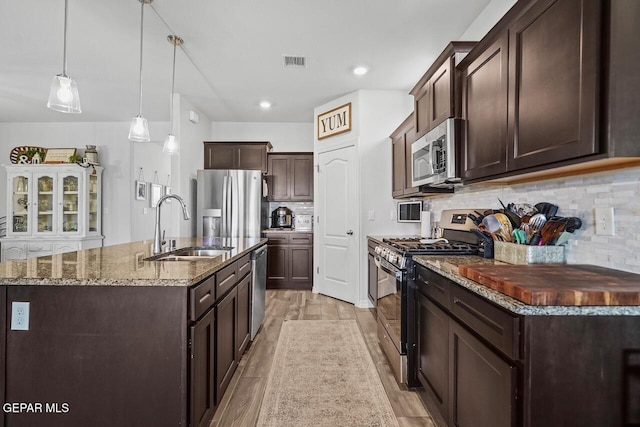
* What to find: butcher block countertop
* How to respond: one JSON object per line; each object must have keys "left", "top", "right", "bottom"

{"left": 458, "top": 264, "right": 640, "bottom": 306}
{"left": 0, "top": 237, "right": 266, "bottom": 287}
{"left": 413, "top": 255, "right": 640, "bottom": 316}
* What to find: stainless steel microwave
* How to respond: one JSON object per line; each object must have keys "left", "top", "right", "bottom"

{"left": 397, "top": 201, "right": 422, "bottom": 223}
{"left": 411, "top": 118, "right": 460, "bottom": 187}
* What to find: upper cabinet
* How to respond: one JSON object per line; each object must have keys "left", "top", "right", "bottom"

{"left": 203, "top": 142, "right": 272, "bottom": 173}
{"left": 391, "top": 114, "right": 420, "bottom": 198}
{"left": 460, "top": 0, "right": 640, "bottom": 183}
{"left": 410, "top": 42, "right": 477, "bottom": 140}
{"left": 267, "top": 153, "right": 313, "bottom": 202}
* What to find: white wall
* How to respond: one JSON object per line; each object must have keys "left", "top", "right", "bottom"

{"left": 0, "top": 121, "right": 169, "bottom": 246}
{"left": 313, "top": 90, "right": 415, "bottom": 308}
{"left": 211, "top": 122, "right": 313, "bottom": 152}
{"left": 459, "top": 0, "right": 517, "bottom": 40}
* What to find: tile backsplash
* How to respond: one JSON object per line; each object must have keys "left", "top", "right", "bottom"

{"left": 423, "top": 167, "right": 640, "bottom": 274}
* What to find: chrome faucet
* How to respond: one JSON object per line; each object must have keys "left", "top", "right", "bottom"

{"left": 153, "top": 194, "right": 191, "bottom": 254}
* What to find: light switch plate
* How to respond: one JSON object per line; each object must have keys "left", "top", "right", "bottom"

{"left": 368, "top": 210, "right": 375, "bottom": 221}
{"left": 11, "top": 302, "right": 30, "bottom": 331}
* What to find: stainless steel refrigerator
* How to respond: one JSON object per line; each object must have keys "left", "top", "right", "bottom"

{"left": 196, "top": 169, "right": 263, "bottom": 238}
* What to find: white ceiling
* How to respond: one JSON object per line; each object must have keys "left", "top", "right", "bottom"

{"left": 0, "top": 0, "right": 495, "bottom": 124}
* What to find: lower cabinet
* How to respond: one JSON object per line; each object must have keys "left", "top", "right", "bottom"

{"left": 367, "top": 241, "right": 378, "bottom": 306}
{"left": 190, "top": 308, "right": 216, "bottom": 427}
{"left": 216, "top": 287, "right": 238, "bottom": 403}
{"left": 236, "top": 273, "right": 251, "bottom": 358}
{"left": 414, "top": 264, "right": 518, "bottom": 427}
{"left": 265, "top": 231, "right": 313, "bottom": 289}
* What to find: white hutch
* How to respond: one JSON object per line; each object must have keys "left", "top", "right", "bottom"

{"left": 1, "top": 164, "right": 103, "bottom": 261}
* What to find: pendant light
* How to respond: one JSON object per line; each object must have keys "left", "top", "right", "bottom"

{"left": 163, "top": 35, "right": 183, "bottom": 156}
{"left": 47, "top": 0, "right": 81, "bottom": 114}
{"left": 128, "top": 0, "right": 153, "bottom": 142}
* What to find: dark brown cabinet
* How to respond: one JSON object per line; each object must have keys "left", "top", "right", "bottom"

{"left": 410, "top": 42, "right": 476, "bottom": 140}
{"left": 391, "top": 114, "right": 419, "bottom": 198}
{"left": 190, "top": 308, "right": 216, "bottom": 427}
{"left": 236, "top": 273, "right": 251, "bottom": 357}
{"left": 267, "top": 153, "right": 313, "bottom": 201}
{"left": 413, "top": 262, "right": 640, "bottom": 427}
{"left": 414, "top": 264, "right": 518, "bottom": 427}
{"left": 461, "top": 34, "right": 509, "bottom": 180}
{"left": 215, "top": 287, "right": 238, "bottom": 403}
{"left": 459, "top": 0, "right": 640, "bottom": 183}
{"left": 203, "top": 142, "right": 272, "bottom": 173}
{"left": 448, "top": 319, "right": 516, "bottom": 427}
{"left": 265, "top": 231, "right": 313, "bottom": 289}
{"left": 416, "top": 292, "right": 448, "bottom": 421}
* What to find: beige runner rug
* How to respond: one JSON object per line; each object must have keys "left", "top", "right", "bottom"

{"left": 256, "top": 319, "right": 399, "bottom": 427}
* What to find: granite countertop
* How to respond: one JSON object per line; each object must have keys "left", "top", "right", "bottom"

{"left": 263, "top": 228, "right": 313, "bottom": 233}
{"left": 0, "top": 237, "right": 267, "bottom": 287}
{"left": 413, "top": 255, "right": 640, "bottom": 316}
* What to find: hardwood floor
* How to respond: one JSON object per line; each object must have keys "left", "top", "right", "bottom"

{"left": 210, "top": 290, "right": 435, "bottom": 427}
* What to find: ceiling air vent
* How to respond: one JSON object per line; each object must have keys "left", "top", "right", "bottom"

{"left": 283, "top": 55, "right": 306, "bottom": 68}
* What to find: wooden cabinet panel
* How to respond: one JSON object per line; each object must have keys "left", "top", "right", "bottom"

{"left": 190, "top": 274, "right": 216, "bottom": 321}
{"left": 429, "top": 59, "right": 453, "bottom": 129}
{"left": 267, "top": 156, "right": 290, "bottom": 200}
{"left": 266, "top": 245, "right": 287, "bottom": 282}
{"left": 204, "top": 145, "right": 235, "bottom": 170}
{"left": 461, "top": 34, "right": 509, "bottom": 180}
{"left": 448, "top": 320, "right": 516, "bottom": 427}
{"left": 267, "top": 153, "right": 313, "bottom": 202}
{"left": 216, "top": 262, "right": 237, "bottom": 299}
{"left": 392, "top": 135, "right": 405, "bottom": 198}
{"left": 507, "top": 0, "right": 600, "bottom": 170}
{"left": 236, "top": 273, "right": 251, "bottom": 356}
{"left": 391, "top": 114, "right": 419, "bottom": 198}
{"left": 203, "top": 142, "right": 271, "bottom": 172}
{"left": 414, "top": 86, "right": 431, "bottom": 140}
{"left": 290, "top": 246, "right": 312, "bottom": 281}
{"left": 190, "top": 308, "right": 216, "bottom": 427}
{"left": 290, "top": 155, "right": 313, "bottom": 201}
{"left": 416, "top": 292, "right": 449, "bottom": 421}
{"left": 215, "top": 287, "right": 238, "bottom": 404}
{"left": 265, "top": 232, "right": 313, "bottom": 289}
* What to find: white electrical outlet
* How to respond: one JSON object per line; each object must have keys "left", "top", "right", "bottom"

{"left": 595, "top": 207, "right": 615, "bottom": 236}
{"left": 143, "top": 208, "right": 148, "bottom": 215}
{"left": 11, "top": 302, "right": 30, "bottom": 331}
{"left": 368, "top": 210, "right": 375, "bottom": 221}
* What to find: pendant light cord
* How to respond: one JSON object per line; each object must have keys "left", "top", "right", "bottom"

{"left": 62, "top": 0, "right": 68, "bottom": 76}
{"left": 137, "top": 1, "right": 145, "bottom": 116}
{"left": 169, "top": 38, "right": 177, "bottom": 134}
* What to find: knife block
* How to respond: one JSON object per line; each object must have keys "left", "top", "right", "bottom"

{"left": 494, "top": 241, "right": 565, "bottom": 265}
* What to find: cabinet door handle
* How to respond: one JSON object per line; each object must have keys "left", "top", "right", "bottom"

{"left": 346, "top": 230, "right": 353, "bottom": 235}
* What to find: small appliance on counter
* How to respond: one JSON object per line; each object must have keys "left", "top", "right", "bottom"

{"left": 271, "top": 206, "right": 293, "bottom": 228}
{"left": 294, "top": 214, "right": 313, "bottom": 231}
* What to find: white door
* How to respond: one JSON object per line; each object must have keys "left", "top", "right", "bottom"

{"left": 315, "top": 145, "right": 359, "bottom": 304}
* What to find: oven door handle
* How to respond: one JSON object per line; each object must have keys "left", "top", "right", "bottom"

{"left": 377, "top": 256, "right": 403, "bottom": 279}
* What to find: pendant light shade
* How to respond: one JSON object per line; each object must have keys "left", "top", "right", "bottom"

{"left": 128, "top": 0, "right": 153, "bottom": 142}
{"left": 163, "top": 35, "right": 183, "bottom": 156}
{"left": 47, "top": 0, "right": 81, "bottom": 114}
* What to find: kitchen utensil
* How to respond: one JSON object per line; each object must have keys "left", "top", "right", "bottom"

{"left": 540, "top": 220, "right": 566, "bottom": 245}
{"left": 482, "top": 214, "right": 501, "bottom": 233}
{"left": 494, "top": 213, "right": 513, "bottom": 242}
{"left": 535, "top": 202, "right": 558, "bottom": 218}
{"left": 509, "top": 203, "right": 538, "bottom": 217}
{"left": 563, "top": 217, "right": 583, "bottom": 233}
{"left": 528, "top": 213, "right": 547, "bottom": 245}
{"left": 501, "top": 208, "right": 521, "bottom": 229}
{"left": 512, "top": 229, "right": 526, "bottom": 244}
{"left": 471, "top": 229, "right": 494, "bottom": 258}
{"left": 555, "top": 231, "right": 572, "bottom": 246}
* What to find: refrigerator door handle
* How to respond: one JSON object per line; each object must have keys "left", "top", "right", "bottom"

{"left": 222, "top": 175, "right": 229, "bottom": 236}
{"left": 227, "top": 175, "right": 233, "bottom": 235}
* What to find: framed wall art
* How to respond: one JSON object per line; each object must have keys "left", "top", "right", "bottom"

{"left": 150, "top": 183, "right": 163, "bottom": 208}
{"left": 43, "top": 148, "right": 77, "bottom": 164}
{"left": 135, "top": 180, "right": 147, "bottom": 201}
{"left": 317, "top": 102, "right": 351, "bottom": 140}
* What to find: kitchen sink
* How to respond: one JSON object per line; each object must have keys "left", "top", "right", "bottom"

{"left": 144, "top": 246, "right": 234, "bottom": 261}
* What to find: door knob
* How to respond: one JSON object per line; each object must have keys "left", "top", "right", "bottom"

{"left": 346, "top": 230, "right": 353, "bottom": 235}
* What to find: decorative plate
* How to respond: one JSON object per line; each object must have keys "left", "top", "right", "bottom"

{"left": 10, "top": 146, "right": 47, "bottom": 164}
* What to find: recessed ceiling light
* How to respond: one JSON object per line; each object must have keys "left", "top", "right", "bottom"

{"left": 353, "top": 66, "right": 368, "bottom": 76}
{"left": 259, "top": 101, "right": 272, "bottom": 109}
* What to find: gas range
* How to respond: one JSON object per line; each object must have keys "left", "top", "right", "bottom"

{"left": 374, "top": 209, "right": 486, "bottom": 270}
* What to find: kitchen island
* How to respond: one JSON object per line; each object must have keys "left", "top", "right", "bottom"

{"left": 0, "top": 237, "right": 266, "bottom": 427}
{"left": 411, "top": 255, "right": 640, "bottom": 427}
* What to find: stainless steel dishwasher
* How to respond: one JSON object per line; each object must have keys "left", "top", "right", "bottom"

{"left": 251, "top": 245, "right": 267, "bottom": 340}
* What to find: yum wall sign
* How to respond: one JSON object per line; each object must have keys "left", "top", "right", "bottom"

{"left": 317, "top": 102, "right": 352, "bottom": 140}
